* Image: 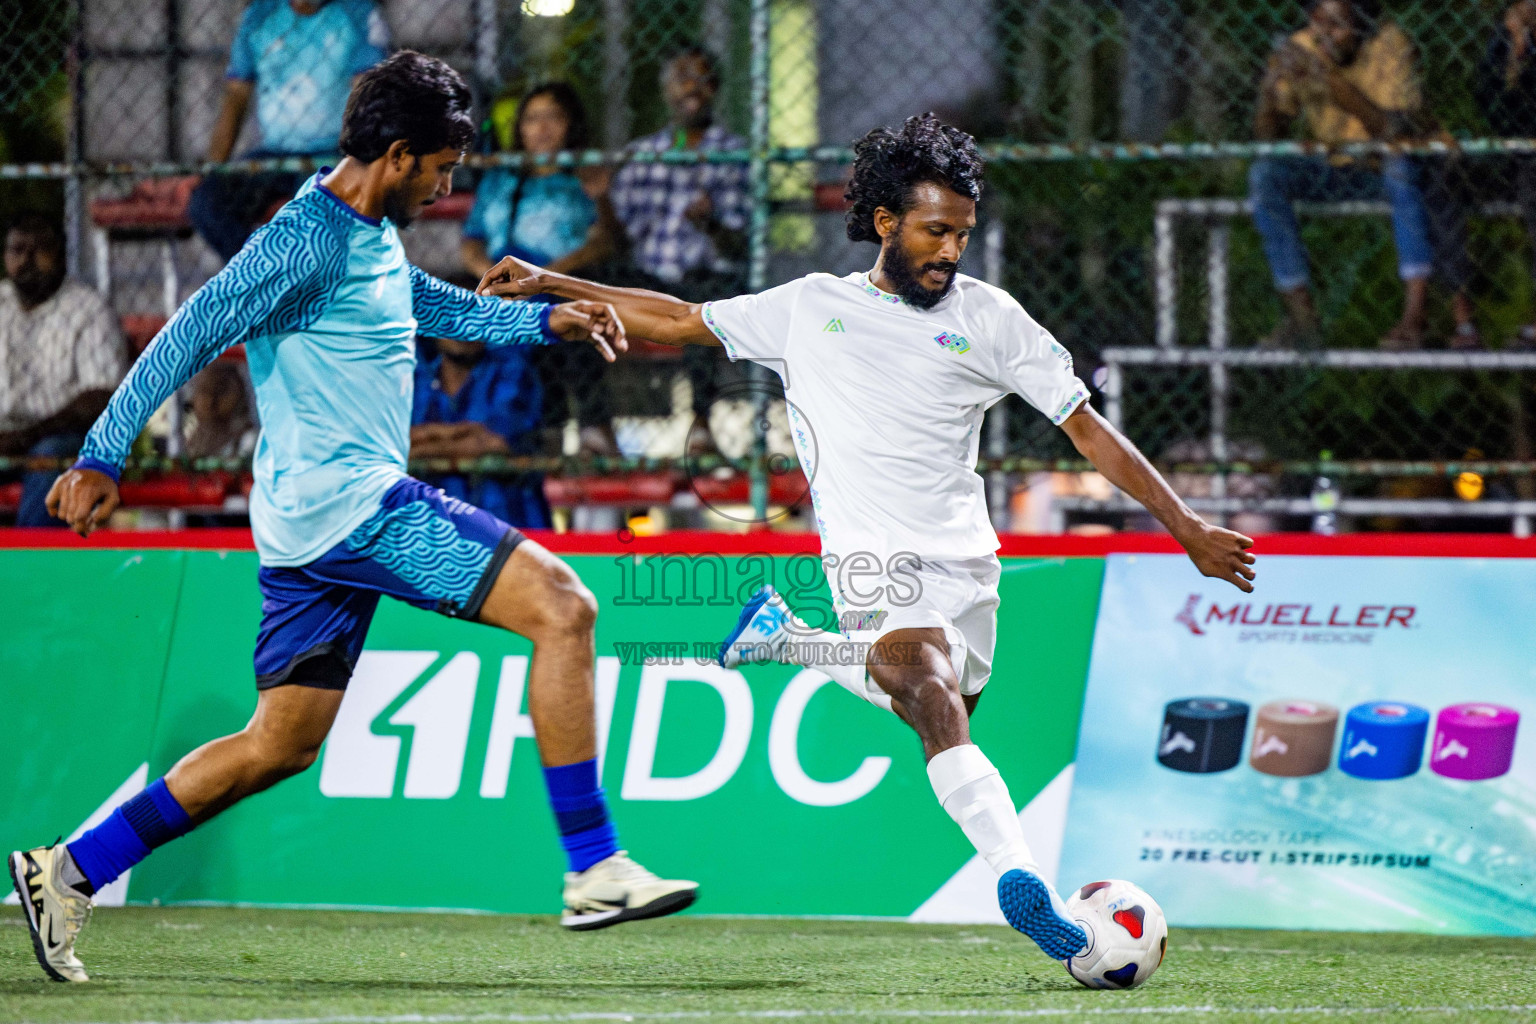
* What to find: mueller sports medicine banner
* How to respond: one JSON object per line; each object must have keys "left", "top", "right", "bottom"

{"left": 1061, "top": 554, "right": 1535, "bottom": 936}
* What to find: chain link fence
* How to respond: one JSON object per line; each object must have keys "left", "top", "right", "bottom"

{"left": 5, "top": 0, "right": 1536, "bottom": 531}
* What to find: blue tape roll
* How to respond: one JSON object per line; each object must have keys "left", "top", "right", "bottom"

{"left": 1338, "top": 701, "right": 1429, "bottom": 780}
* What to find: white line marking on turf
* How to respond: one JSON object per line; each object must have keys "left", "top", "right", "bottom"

{"left": 99, "top": 1004, "right": 1536, "bottom": 1024}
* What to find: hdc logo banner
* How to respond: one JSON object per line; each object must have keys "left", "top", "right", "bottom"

{"left": 109, "top": 550, "right": 1101, "bottom": 917}
{"left": 315, "top": 652, "right": 892, "bottom": 808}
{"left": 1061, "top": 554, "right": 1535, "bottom": 936}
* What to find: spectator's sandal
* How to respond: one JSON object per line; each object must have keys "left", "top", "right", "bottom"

{"left": 1448, "top": 322, "right": 1483, "bottom": 352}
{"left": 1379, "top": 324, "right": 1425, "bottom": 351}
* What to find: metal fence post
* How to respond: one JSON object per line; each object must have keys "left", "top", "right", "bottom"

{"left": 983, "top": 219, "right": 1009, "bottom": 531}
{"left": 473, "top": 0, "right": 499, "bottom": 100}
{"left": 747, "top": 0, "right": 772, "bottom": 526}
{"left": 1207, "top": 220, "right": 1230, "bottom": 527}
{"left": 65, "top": 0, "right": 85, "bottom": 281}
{"left": 601, "top": 0, "right": 631, "bottom": 150}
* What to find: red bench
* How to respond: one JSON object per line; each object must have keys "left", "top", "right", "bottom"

{"left": 0, "top": 472, "right": 246, "bottom": 516}
{"left": 3, "top": 468, "right": 812, "bottom": 518}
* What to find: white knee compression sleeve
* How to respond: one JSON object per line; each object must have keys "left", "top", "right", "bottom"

{"left": 926, "top": 743, "right": 1039, "bottom": 877}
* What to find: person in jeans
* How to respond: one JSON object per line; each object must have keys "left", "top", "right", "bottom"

{"left": 1250, "top": 0, "right": 1435, "bottom": 349}
{"left": 461, "top": 83, "right": 620, "bottom": 456}
{"left": 189, "top": 0, "right": 389, "bottom": 261}
{"left": 1426, "top": 1, "right": 1536, "bottom": 349}
{"left": 0, "top": 214, "right": 126, "bottom": 526}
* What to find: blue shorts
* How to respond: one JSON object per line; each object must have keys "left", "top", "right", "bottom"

{"left": 253, "top": 477, "right": 524, "bottom": 690}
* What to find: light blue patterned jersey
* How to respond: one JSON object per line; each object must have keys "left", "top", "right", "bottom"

{"left": 78, "top": 172, "right": 551, "bottom": 567}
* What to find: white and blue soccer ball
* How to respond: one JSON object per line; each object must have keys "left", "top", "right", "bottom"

{"left": 1063, "top": 879, "right": 1168, "bottom": 989}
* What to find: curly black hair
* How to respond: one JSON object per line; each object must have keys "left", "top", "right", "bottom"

{"left": 340, "top": 50, "right": 475, "bottom": 163}
{"left": 845, "top": 114, "right": 983, "bottom": 244}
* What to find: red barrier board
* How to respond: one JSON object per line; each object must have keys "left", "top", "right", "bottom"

{"left": 3, "top": 528, "right": 1535, "bottom": 558}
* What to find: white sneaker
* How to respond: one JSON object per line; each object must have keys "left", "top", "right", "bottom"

{"left": 8, "top": 844, "right": 92, "bottom": 982}
{"left": 561, "top": 851, "right": 697, "bottom": 931}
{"left": 718, "top": 584, "right": 800, "bottom": 668}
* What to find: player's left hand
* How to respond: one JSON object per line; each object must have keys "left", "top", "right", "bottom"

{"left": 476, "top": 255, "right": 548, "bottom": 300}
{"left": 548, "top": 300, "right": 629, "bottom": 362}
{"left": 1177, "top": 521, "right": 1256, "bottom": 593}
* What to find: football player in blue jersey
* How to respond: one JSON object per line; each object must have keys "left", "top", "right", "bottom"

{"left": 8, "top": 51, "right": 696, "bottom": 984}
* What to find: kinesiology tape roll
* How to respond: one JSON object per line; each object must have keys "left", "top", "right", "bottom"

{"left": 1158, "top": 698, "right": 1249, "bottom": 774}
{"left": 1430, "top": 703, "right": 1520, "bottom": 781}
{"left": 1250, "top": 700, "right": 1338, "bottom": 778}
{"left": 1338, "top": 702, "right": 1428, "bottom": 780}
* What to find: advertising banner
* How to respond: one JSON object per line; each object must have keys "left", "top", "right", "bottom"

{"left": 1, "top": 547, "right": 1101, "bottom": 919}
{"left": 1061, "top": 554, "right": 1536, "bottom": 936}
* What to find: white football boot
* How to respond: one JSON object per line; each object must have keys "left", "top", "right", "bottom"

{"left": 718, "top": 584, "right": 803, "bottom": 668}
{"left": 8, "top": 844, "right": 92, "bottom": 982}
{"left": 561, "top": 851, "right": 698, "bottom": 931}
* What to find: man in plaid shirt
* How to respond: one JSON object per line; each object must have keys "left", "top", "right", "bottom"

{"left": 609, "top": 46, "right": 750, "bottom": 453}
{"left": 0, "top": 214, "right": 125, "bottom": 527}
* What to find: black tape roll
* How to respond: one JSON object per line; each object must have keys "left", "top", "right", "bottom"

{"left": 1158, "top": 698, "right": 1250, "bottom": 773}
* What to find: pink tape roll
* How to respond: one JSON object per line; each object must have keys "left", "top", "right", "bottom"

{"left": 1430, "top": 703, "right": 1520, "bottom": 781}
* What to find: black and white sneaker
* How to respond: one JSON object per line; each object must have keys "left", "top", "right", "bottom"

{"left": 561, "top": 851, "right": 697, "bottom": 931}
{"left": 8, "top": 844, "right": 92, "bottom": 982}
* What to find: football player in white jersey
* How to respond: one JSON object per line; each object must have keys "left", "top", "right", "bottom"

{"left": 479, "top": 114, "right": 1256, "bottom": 961}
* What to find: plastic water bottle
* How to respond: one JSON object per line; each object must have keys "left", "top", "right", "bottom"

{"left": 1310, "top": 476, "right": 1340, "bottom": 535}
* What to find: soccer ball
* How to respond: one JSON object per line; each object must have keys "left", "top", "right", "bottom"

{"left": 1062, "top": 879, "right": 1168, "bottom": 989}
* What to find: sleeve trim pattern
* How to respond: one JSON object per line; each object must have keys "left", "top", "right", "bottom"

{"left": 538, "top": 304, "right": 560, "bottom": 345}
{"left": 1050, "top": 387, "right": 1090, "bottom": 426}
{"left": 73, "top": 456, "right": 121, "bottom": 484}
{"left": 701, "top": 302, "right": 738, "bottom": 360}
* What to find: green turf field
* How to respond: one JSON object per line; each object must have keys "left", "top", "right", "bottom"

{"left": 2, "top": 906, "right": 1534, "bottom": 1023}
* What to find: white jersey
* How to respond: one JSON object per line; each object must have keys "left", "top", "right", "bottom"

{"left": 702, "top": 271, "right": 1088, "bottom": 568}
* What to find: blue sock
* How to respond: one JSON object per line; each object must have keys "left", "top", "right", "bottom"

{"left": 541, "top": 759, "right": 619, "bottom": 873}
{"left": 67, "top": 778, "right": 192, "bottom": 891}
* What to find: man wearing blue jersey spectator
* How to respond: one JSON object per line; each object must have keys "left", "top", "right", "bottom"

{"left": 190, "top": 0, "right": 390, "bottom": 261}
{"left": 411, "top": 333, "right": 551, "bottom": 528}
{"left": 8, "top": 52, "right": 696, "bottom": 985}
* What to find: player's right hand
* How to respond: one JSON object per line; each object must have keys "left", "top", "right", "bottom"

{"left": 548, "top": 300, "right": 629, "bottom": 363}
{"left": 1179, "top": 521, "right": 1257, "bottom": 594}
{"left": 45, "top": 468, "right": 120, "bottom": 537}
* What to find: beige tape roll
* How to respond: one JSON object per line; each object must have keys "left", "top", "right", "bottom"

{"left": 1250, "top": 699, "right": 1339, "bottom": 777}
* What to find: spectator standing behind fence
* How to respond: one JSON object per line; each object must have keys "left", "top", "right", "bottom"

{"left": 1250, "top": 0, "right": 1437, "bottom": 350}
{"left": 0, "top": 215, "right": 126, "bottom": 527}
{"left": 185, "top": 361, "right": 257, "bottom": 460}
{"left": 410, "top": 336, "right": 550, "bottom": 529}
{"left": 1426, "top": 1, "right": 1536, "bottom": 351}
{"left": 461, "top": 83, "right": 621, "bottom": 456}
{"left": 189, "top": 0, "right": 390, "bottom": 262}
{"left": 609, "top": 46, "right": 750, "bottom": 455}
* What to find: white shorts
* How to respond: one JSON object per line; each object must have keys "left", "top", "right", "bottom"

{"left": 831, "top": 554, "right": 1001, "bottom": 699}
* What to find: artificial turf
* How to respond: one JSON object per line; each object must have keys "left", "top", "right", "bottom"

{"left": 2, "top": 906, "right": 1533, "bottom": 1023}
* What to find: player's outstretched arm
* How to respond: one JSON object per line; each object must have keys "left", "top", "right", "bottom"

{"left": 409, "top": 265, "right": 627, "bottom": 362}
{"left": 1060, "top": 403, "right": 1256, "bottom": 593}
{"left": 476, "top": 254, "right": 720, "bottom": 349}
{"left": 48, "top": 217, "right": 348, "bottom": 536}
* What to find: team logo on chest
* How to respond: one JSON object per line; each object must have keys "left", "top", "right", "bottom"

{"left": 933, "top": 330, "right": 971, "bottom": 355}
{"left": 823, "top": 318, "right": 845, "bottom": 333}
